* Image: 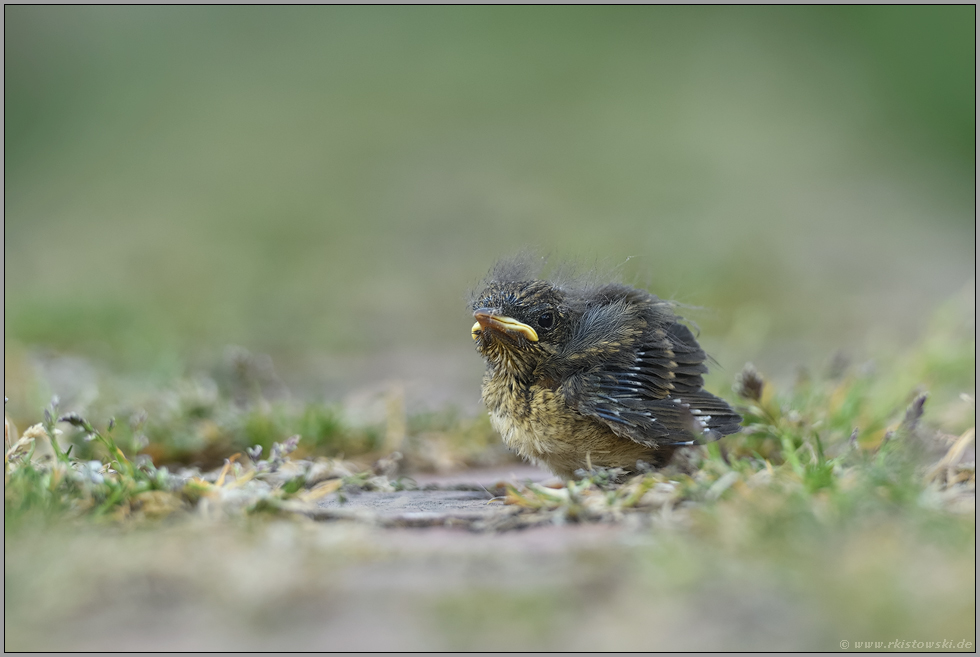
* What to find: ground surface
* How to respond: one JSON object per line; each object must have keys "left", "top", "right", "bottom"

{"left": 0, "top": 488, "right": 801, "bottom": 651}
{"left": 7, "top": 466, "right": 644, "bottom": 652}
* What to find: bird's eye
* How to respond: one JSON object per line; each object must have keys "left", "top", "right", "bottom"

{"left": 537, "top": 312, "right": 555, "bottom": 330}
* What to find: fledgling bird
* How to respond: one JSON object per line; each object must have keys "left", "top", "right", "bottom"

{"left": 471, "top": 260, "right": 742, "bottom": 479}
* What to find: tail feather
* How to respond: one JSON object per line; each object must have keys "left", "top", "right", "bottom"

{"left": 678, "top": 390, "right": 742, "bottom": 443}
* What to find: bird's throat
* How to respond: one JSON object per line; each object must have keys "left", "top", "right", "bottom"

{"left": 486, "top": 347, "right": 535, "bottom": 382}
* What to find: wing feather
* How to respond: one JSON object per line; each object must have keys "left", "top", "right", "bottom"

{"left": 557, "top": 287, "right": 741, "bottom": 447}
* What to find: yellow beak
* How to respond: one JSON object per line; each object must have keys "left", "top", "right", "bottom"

{"left": 471, "top": 310, "right": 539, "bottom": 342}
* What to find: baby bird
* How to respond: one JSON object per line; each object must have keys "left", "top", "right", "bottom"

{"left": 471, "top": 263, "right": 741, "bottom": 479}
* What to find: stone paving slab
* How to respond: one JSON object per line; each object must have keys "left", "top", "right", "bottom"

{"left": 408, "top": 464, "right": 554, "bottom": 487}
{"left": 310, "top": 464, "right": 558, "bottom": 528}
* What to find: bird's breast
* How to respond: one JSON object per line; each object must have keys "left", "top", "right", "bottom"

{"left": 481, "top": 370, "right": 598, "bottom": 464}
{"left": 483, "top": 372, "right": 561, "bottom": 457}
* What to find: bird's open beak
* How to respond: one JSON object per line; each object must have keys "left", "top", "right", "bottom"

{"left": 471, "top": 309, "right": 539, "bottom": 342}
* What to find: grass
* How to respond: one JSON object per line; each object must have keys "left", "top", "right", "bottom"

{"left": 6, "top": 292, "right": 972, "bottom": 527}
{"left": 3, "top": 398, "right": 503, "bottom": 526}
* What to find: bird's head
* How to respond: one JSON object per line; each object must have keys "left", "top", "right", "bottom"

{"left": 470, "top": 280, "right": 572, "bottom": 372}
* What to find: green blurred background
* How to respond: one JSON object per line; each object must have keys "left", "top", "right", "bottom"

{"left": 4, "top": 6, "right": 975, "bottom": 415}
